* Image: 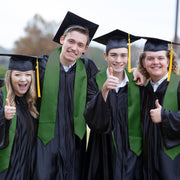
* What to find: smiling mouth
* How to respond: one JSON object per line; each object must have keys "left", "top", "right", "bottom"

{"left": 113, "top": 63, "right": 124, "bottom": 68}
{"left": 67, "top": 50, "right": 77, "bottom": 57}
{"left": 19, "top": 84, "right": 27, "bottom": 90}
{"left": 151, "top": 66, "right": 161, "bottom": 70}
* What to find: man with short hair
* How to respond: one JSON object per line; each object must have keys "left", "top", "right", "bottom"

{"left": 84, "top": 29, "right": 143, "bottom": 180}
{"left": 35, "top": 11, "right": 99, "bottom": 180}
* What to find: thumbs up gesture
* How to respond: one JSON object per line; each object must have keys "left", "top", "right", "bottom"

{"left": 101, "top": 67, "right": 119, "bottom": 101}
{"left": 104, "top": 67, "right": 119, "bottom": 90}
{"left": 109, "top": 66, "right": 113, "bottom": 76}
{"left": 4, "top": 98, "right": 16, "bottom": 120}
{"left": 150, "top": 99, "right": 162, "bottom": 123}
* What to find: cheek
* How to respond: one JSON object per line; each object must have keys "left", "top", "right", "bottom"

{"left": 27, "top": 77, "right": 32, "bottom": 84}
{"left": 11, "top": 77, "right": 18, "bottom": 86}
{"left": 142, "top": 61, "right": 149, "bottom": 69}
{"left": 124, "top": 58, "right": 128, "bottom": 65}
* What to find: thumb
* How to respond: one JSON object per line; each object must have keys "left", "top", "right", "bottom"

{"left": 109, "top": 67, "right": 113, "bottom": 76}
{"left": 6, "top": 98, "right": 10, "bottom": 106}
{"left": 155, "top": 99, "right": 161, "bottom": 108}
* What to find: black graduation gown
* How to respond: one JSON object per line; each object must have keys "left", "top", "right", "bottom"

{"left": 35, "top": 55, "right": 99, "bottom": 180}
{"left": 142, "top": 80, "right": 180, "bottom": 180}
{"left": 84, "top": 77, "right": 143, "bottom": 180}
{"left": 0, "top": 94, "right": 38, "bottom": 180}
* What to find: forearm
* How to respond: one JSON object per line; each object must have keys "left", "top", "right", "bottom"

{"left": 84, "top": 91, "right": 112, "bottom": 133}
{"left": 161, "top": 108, "right": 180, "bottom": 148}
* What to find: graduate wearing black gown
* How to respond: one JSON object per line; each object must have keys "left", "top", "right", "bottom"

{"left": 84, "top": 30, "right": 143, "bottom": 180}
{"left": 137, "top": 37, "right": 180, "bottom": 180}
{"left": 0, "top": 54, "right": 39, "bottom": 180}
{"left": 35, "top": 12, "right": 99, "bottom": 180}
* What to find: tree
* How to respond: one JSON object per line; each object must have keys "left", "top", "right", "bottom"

{"left": 13, "top": 14, "right": 59, "bottom": 56}
{"left": 13, "top": 14, "right": 146, "bottom": 69}
{"left": 82, "top": 46, "right": 107, "bottom": 69}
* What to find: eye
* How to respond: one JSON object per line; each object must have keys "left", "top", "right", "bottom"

{"left": 15, "top": 73, "right": 20, "bottom": 77}
{"left": 121, "top": 54, "right": 127, "bottom": 58}
{"left": 158, "top": 56, "right": 164, "bottom": 60}
{"left": 68, "top": 39, "right": 74, "bottom": 44}
{"left": 78, "top": 43, "right": 85, "bottom": 48}
{"left": 147, "top": 57, "right": 153, "bottom": 61}
{"left": 110, "top": 54, "right": 117, "bottom": 58}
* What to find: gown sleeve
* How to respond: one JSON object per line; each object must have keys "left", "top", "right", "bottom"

{"left": 84, "top": 76, "right": 112, "bottom": 134}
{"left": 161, "top": 82, "right": 180, "bottom": 149}
{"left": 0, "top": 89, "right": 10, "bottom": 149}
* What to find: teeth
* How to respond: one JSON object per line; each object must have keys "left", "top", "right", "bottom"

{"left": 19, "top": 84, "right": 26, "bottom": 87}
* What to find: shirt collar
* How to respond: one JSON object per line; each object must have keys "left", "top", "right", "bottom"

{"left": 63, "top": 61, "right": 76, "bottom": 72}
{"left": 150, "top": 73, "right": 168, "bottom": 92}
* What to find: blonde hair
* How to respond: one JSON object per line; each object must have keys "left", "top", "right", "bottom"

{"left": 5, "top": 70, "right": 39, "bottom": 118}
{"left": 137, "top": 50, "right": 179, "bottom": 79}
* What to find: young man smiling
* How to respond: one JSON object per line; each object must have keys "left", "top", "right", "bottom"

{"left": 35, "top": 11, "right": 99, "bottom": 180}
{"left": 84, "top": 29, "right": 143, "bottom": 180}
{"left": 137, "top": 37, "right": 180, "bottom": 180}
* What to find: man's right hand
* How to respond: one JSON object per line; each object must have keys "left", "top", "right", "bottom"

{"left": 101, "top": 67, "right": 119, "bottom": 101}
{"left": 131, "top": 68, "right": 147, "bottom": 86}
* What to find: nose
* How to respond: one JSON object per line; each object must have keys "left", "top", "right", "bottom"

{"left": 153, "top": 58, "right": 159, "bottom": 64}
{"left": 71, "top": 43, "right": 78, "bottom": 51}
{"left": 20, "top": 75, "right": 26, "bottom": 81}
{"left": 116, "top": 55, "right": 121, "bottom": 62}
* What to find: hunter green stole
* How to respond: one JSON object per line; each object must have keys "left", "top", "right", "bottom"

{"left": 162, "top": 73, "right": 180, "bottom": 160}
{"left": 95, "top": 68, "right": 142, "bottom": 156}
{"left": 38, "top": 47, "right": 87, "bottom": 145}
{"left": 0, "top": 86, "right": 17, "bottom": 173}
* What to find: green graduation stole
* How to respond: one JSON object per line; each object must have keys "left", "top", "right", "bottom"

{"left": 38, "top": 47, "right": 87, "bottom": 145}
{"left": 0, "top": 86, "right": 17, "bottom": 173}
{"left": 95, "top": 68, "right": 142, "bottom": 156}
{"left": 163, "top": 73, "right": 180, "bottom": 160}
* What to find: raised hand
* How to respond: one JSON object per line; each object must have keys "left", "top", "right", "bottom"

{"left": 150, "top": 99, "right": 162, "bottom": 123}
{"left": 101, "top": 67, "right": 119, "bottom": 101}
{"left": 4, "top": 98, "right": 16, "bottom": 120}
{"left": 131, "top": 67, "right": 147, "bottom": 86}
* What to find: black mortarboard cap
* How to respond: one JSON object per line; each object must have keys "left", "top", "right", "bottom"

{"left": 93, "top": 29, "right": 140, "bottom": 53}
{"left": 142, "top": 37, "right": 180, "bottom": 52}
{"left": 141, "top": 36, "right": 180, "bottom": 82}
{"left": 53, "top": 11, "right": 99, "bottom": 44}
{"left": 0, "top": 54, "right": 37, "bottom": 71}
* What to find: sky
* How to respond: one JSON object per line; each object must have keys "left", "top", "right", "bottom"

{"left": 0, "top": 0, "right": 179, "bottom": 50}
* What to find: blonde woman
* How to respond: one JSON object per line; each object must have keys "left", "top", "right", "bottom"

{"left": 0, "top": 54, "right": 39, "bottom": 180}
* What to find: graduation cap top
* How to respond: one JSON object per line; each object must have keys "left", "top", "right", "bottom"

{"left": 142, "top": 36, "right": 180, "bottom": 52}
{"left": 0, "top": 54, "right": 41, "bottom": 97}
{"left": 93, "top": 29, "right": 140, "bottom": 53}
{"left": 53, "top": 11, "right": 99, "bottom": 44}
{"left": 0, "top": 54, "right": 37, "bottom": 71}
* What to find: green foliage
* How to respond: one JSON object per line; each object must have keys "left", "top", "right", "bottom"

{"left": 0, "top": 65, "right": 7, "bottom": 78}
{"left": 82, "top": 46, "right": 107, "bottom": 70}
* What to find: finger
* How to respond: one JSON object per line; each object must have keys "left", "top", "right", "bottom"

{"left": 136, "top": 79, "right": 143, "bottom": 86}
{"left": 6, "top": 98, "right": 10, "bottom": 106}
{"left": 109, "top": 67, "right": 113, "bottom": 76}
{"left": 132, "top": 68, "right": 137, "bottom": 81}
{"left": 155, "top": 99, "right": 161, "bottom": 108}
